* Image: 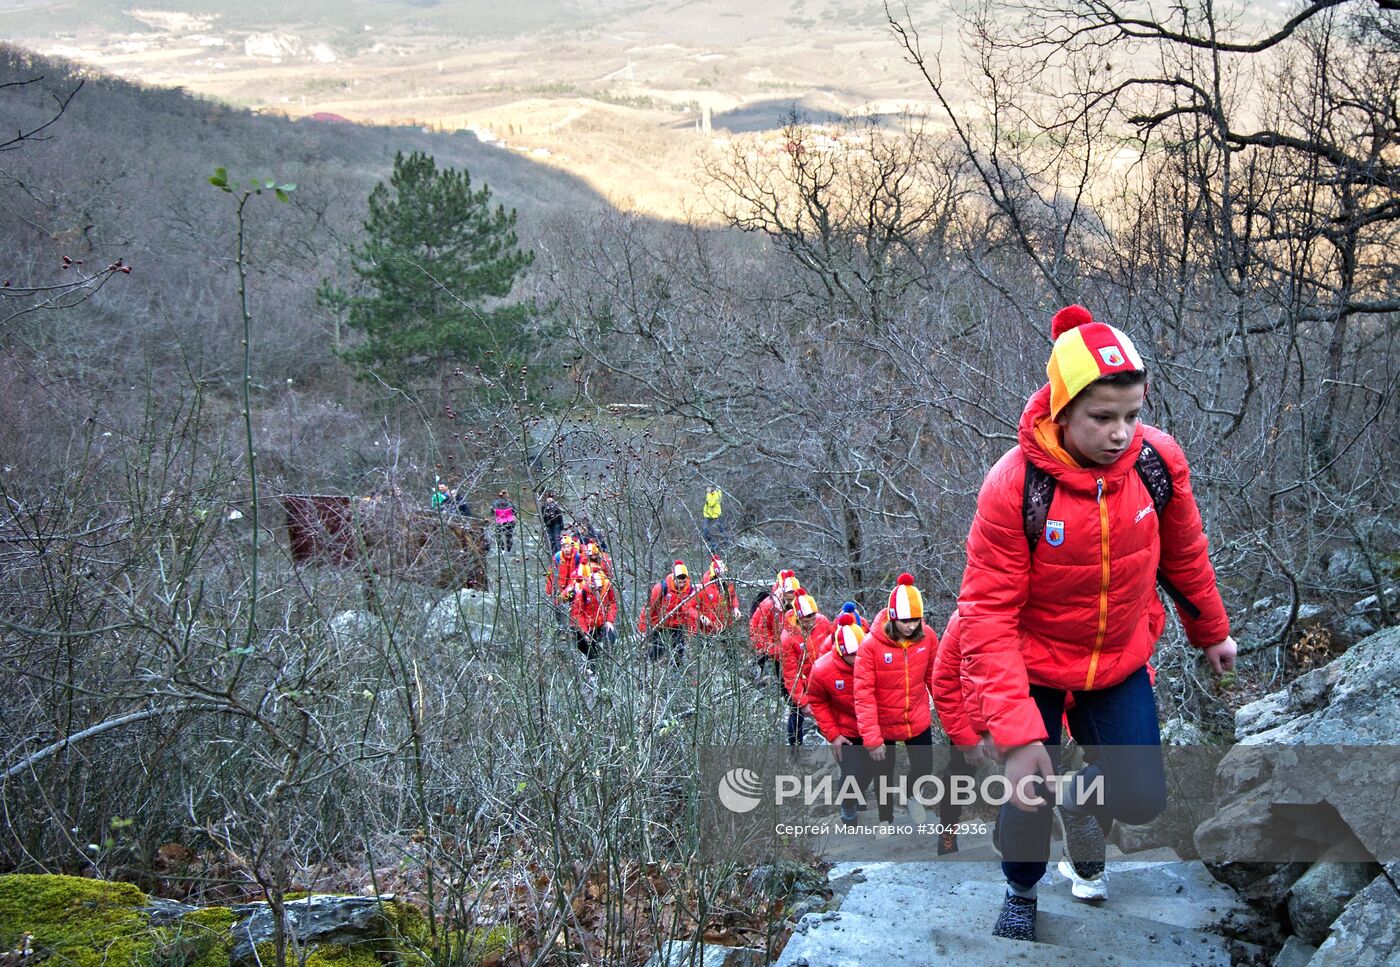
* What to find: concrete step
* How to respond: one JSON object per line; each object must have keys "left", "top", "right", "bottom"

{"left": 777, "top": 858, "right": 1265, "bottom": 967}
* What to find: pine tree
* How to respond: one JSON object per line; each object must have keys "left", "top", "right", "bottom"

{"left": 325, "top": 151, "right": 534, "bottom": 382}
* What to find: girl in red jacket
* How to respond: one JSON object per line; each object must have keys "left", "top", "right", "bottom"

{"left": 853, "top": 574, "right": 939, "bottom": 827}
{"left": 638, "top": 560, "right": 700, "bottom": 664}
{"left": 779, "top": 589, "right": 831, "bottom": 746}
{"left": 957, "top": 305, "right": 1237, "bottom": 942}
{"left": 805, "top": 613, "right": 874, "bottom": 823}
{"left": 695, "top": 556, "right": 741, "bottom": 635}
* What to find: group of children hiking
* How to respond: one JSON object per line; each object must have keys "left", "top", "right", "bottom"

{"left": 747, "top": 305, "right": 1239, "bottom": 942}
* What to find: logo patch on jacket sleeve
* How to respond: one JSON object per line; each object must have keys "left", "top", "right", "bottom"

{"left": 1045, "top": 519, "right": 1066, "bottom": 546}
{"left": 883, "top": 653, "right": 893, "bottom": 664}
{"left": 835, "top": 679, "right": 845, "bottom": 690}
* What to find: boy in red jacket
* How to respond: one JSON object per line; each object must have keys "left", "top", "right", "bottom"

{"left": 564, "top": 565, "right": 618, "bottom": 663}
{"left": 806, "top": 613, "right": 873, "bottom": 823}
{"left": 779, "top": 588, "right": 831, "bottom": 746}
{"left": 958, "top": 305, "right": 1237, "bottom": 941}
{"left": 638, "top": 559, "right": 700, "bottom": 664}
{"left": 854, "top": 573, "right": 939, "bottom": 827}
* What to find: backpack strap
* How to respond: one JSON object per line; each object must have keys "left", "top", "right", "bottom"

{"left": 1022, "top": 459, "right": 1057, "bottom": 553}
{"left": 1134, "top": 440, "right": 1173, "bottom": 515}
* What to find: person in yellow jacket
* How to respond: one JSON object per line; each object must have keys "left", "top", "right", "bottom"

{"left": 702, "top": 486, "right": 726, "bottom": 552}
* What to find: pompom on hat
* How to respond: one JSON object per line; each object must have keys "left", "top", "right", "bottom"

{"left": 1046, "top": 304, "right": 1146, "bottom": 420}
{"left": 775, "top": 569, "right": 801, "bottom": 595}
{"left": 833, "top": 612, "right": 865, "bottom": 660}
{"left": 840, "top": 601, "right": 867, "bottom": 629}
{"left": 792, "top": 588, "right": 819, "bottom": 619}
{"left": 887, "top": 573, "right": 924, "bottom": 621}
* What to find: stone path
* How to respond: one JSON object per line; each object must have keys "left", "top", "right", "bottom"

{"left": 777, "top": 830, "right": 1268, "bottom": 967}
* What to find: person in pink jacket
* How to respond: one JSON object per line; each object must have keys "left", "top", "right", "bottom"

{"left": 853, "top": 573, "right": 938, "bottom": 826}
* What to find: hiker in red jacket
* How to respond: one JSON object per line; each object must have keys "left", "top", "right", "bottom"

{"left": 545, "top": 537, "right": 583, "bottom": 629}
{"left": 854, "top": 573, "right": 939, "bottom": 827}
{"left": 695, "top": 555, "right": 741, "bottom": 635}
{"left": 806, "top": 612, "right": 874, "bottom": 823}
{"left": 563, "top": 564, "right": 618, "bottom": 663}
{"left": 749, "top": 569, "right": 799, "bottom": 674}
{"left": 779, "top": 589, "right": 831, "bottom": 746}
{"left": 957, "top": 305, "right": 1236, "bottom": 941}
{"left": 638, "top": 559, "right": 700, "bottom": 664}
{"left": 584, "top": 541, "right": 614, "bottom": 579}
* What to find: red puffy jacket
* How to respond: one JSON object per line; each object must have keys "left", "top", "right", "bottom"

{"left": 937, "top": 612, "right": 1162, "bottom": 748}
{"left": 695, "top": 579, "right": 740, "bottom": 633}
{"left": 780, "top": 614, "right": 832, "bottom": 701}
{"left": 568, "top": 580, "right": 618, "bottom": 633}
{"left": 638, "top": 577, "right": 699, "bottom": 634}
{"left": 853, "top": 608, "right": 938, "bottom": 746}
{"left": 932, "top": 613, "right": 988, "bottom": 748}
{"left": 805, "top": 651, "right": 861, "bottom": 742}
{"left": 749, "top": 594, "right": 783, "bottom": 658}
{"left": 546, "top": 550, "right": 581, "bottom": 600}
{"left": 957, "top": 384, "right": 1230, "bottom": 750}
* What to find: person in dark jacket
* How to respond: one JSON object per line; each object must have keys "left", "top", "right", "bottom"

{"left": 540, "top": 491, "right": 565, "bottom": 554}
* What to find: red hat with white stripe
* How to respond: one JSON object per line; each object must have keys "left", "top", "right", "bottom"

{"left": 833, "top": 612, "right": 865, "bottom": 660}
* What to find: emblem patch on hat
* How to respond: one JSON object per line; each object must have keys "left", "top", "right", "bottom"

{"left": 1098, "top": 346, "right": 1125, "bottom": 367}
{"left": 1045, "top": 519, "right": 1066, "bottom": 546}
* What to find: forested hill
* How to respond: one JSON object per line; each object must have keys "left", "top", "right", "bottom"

{"left": 0, "top": 44, "right": 622, "bottom": 486}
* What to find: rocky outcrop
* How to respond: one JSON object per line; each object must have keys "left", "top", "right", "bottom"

{"left": 1195, "top": 625, "right": 1400, "bottom": 961}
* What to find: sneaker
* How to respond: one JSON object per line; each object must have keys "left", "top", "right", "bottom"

{"left": 937, "top": 831, "right": 959, "bottom": 856}
{"left": 1056, "top": 803, "right": 1106, "bottom": 881}
{"left": 1057, "top": 858, "right": 1109, "bottom": 901}
{"left": 991, "top": 892, "right": 1037, "bottom": 942}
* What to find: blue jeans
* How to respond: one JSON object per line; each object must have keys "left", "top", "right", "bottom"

{"left": 1000, "top": 664, "right": 1166, "bottom": 889}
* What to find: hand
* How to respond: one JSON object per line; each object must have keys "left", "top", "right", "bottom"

{"left": 1205, "top": 635, "right": 1237, "bottom": 674}
{"left": 1004, "top": 741, "right": 1054, "bottom": 813}
{"left": 831, "top": 735, "right": 851, "bottom": 763}
{"left": 733, "top": 607, "right": 742, "bottom": 620}
{"left": 604, "top": 622, "right": 615, "bottom": 634}
{"left": 868, "top": 743, "right": 887, "bottom": 762}
{"left": 965, "top": 733, "right": 995, "bottom": 767}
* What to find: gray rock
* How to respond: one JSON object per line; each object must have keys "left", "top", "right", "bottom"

{"left": 1327, "top": 549, "right": 1373, "bottom": 585}
{"left": 1161, "top": 716, "right": 1207, "bottom": 746}
{"left": 744, "top": 861, "right": 827, "bottom": 898}
{"left": 1233, "top": 626, "right": 1400, "bottom": 744}
{"left": 1351, "top": 588, "right": 1397, "bottom": 617}
{"left": 1274, "top": 935, "right": 1318, "bottom": 967}
{"left": 327, "top": 610, "right": 386, "bottom": 648}
{"left": 229, "top": 894, "right": 397, "bottom": 965}
{"left": 1338, "top": 615, "right": 1379, "bottom": 645}
{"left": 1240, "top": 603, "right": 1330, "bottom": 655}
{"left": 644, "top": 940, "right": 763, "bottom": 967}
{"left": 1287, "top": 854, "right": 1382, "bottom": 946}
{"left": 1309, "top": 874, "right": 1400, "bottom": 966}
{"left": 424, "top": 588, "right": 498, "bottom": 644}
{"left": 142, "top": 897, "right": 199, "bottom": 926}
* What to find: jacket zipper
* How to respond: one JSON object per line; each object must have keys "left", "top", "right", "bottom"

{"left": 1086, "top": 476, "right": 1110, "bottom": 689}
{"left": 902, "top": 645, "right": 911, "bottom": 734}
